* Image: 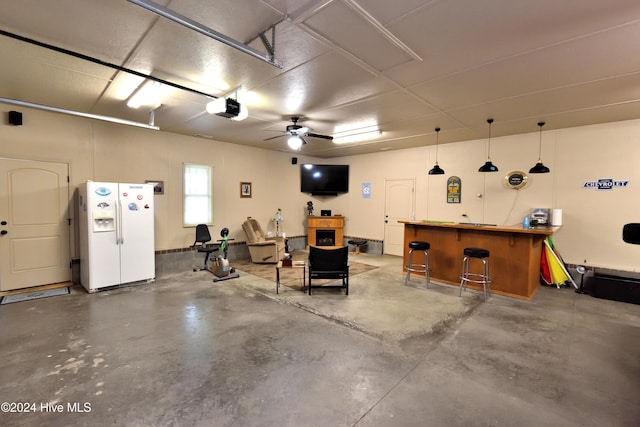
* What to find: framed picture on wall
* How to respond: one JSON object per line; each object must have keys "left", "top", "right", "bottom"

{"left": 146, "top": 180, "right": 164, "bottom": 195}
{"left": 240, "top": 182, "right": 252, "bottom": 198}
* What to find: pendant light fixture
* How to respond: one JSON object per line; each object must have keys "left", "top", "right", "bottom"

{"left": 529, "top": 121, "right": 550, "bottom": 173}
{"left": 478, "top": 118, "right": 498, "bottom": 172}
{"left": 428, "top": 127, "right": 445, "bottom": 175}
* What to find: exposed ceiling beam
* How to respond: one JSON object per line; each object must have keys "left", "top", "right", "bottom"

{"left": 127, "top": 0, "right": 283, "bottom": 68}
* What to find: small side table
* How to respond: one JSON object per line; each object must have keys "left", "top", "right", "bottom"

{"left": 276, "top": 260, "right": 306, "bottom": 294}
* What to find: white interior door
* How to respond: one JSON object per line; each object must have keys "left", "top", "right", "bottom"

{"left": 384, "top": 178, "right": 415, "bottom": 256}
{"left": 0, "top": 159, "right": 70, "bottom": 291}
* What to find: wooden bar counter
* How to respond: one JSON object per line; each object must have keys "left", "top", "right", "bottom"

{"left": 400, "top": 221, "right": 559, "bottom": 300}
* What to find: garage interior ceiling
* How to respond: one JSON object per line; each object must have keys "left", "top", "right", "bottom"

{"left": 2, "top": 0, "right": 640, "bottom": 158}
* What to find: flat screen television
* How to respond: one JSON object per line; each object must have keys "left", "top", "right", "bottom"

{"left": 300, "top": 164, "right": 349, "bottom": 195}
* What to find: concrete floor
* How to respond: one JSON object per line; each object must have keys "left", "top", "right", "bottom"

{"left": 1, "top": 254, "right": 639, "bottom": 427}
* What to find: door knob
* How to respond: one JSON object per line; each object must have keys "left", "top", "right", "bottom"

{"left": 0, "top": 221, "right": 6, "bottom": 225}
{"left": 1, "top": 230, "right": 7, "bottom": 235}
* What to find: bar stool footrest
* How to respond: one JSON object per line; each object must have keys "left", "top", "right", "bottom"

{"left": 459, "top": 273, "right": 492, "bottom": 285}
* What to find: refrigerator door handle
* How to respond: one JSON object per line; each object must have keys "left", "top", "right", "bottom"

{"left": 114, "top": 199, "right": 120, "bottom": 244}
{"left": 118, "top": 199, "right": 124, "bottom": 244}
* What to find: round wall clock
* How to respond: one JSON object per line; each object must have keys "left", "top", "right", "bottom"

{"left": 505, "top": 170, "right": 528, "bottom": 189}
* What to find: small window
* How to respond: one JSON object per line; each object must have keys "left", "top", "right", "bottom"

{"left": 184, "top": 163, "right": 212, "bottom": 226}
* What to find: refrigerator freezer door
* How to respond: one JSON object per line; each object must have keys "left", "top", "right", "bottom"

{"left": 81, "top": 182, "right": 121, "bottom": 290}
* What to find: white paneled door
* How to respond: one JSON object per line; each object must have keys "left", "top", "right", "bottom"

{"left": 384, "top": 178, "right": 415, "bottom": 256}
{"left": 0, "top": 159, "right": 70, "bottom": 291}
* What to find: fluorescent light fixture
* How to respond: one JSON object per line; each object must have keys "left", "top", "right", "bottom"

{"left": 332, "top": 122, "right": 382, "bottom": 144}
{"left": 115, "top": 75, "right": 147, "bottom": 101}
{"left": 288, "top": 136, "right": 303, "bottom": 150}
{"left": 127, "top": 81, "right": 162, "bottom": 109}
{"left": 333, "top": 129, "right": 382, "bottom": 144}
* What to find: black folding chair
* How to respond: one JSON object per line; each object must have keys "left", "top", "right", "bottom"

{"left": 307, "top": 246, "right": 349, "bottom": 295}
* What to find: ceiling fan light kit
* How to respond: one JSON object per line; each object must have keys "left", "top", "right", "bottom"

{"left": 264, "top": 117, "right": 333, "bottom": 150}
{"left": 287, "top": 136, "right": 303, "bottom": 150}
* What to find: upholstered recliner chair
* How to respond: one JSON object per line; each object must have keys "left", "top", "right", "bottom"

{"left": 242, "top": 217, "right": 285, "bottom": 264}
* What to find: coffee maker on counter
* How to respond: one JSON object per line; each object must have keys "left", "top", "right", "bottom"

{"left": 530, "top": 208, "right": 550, "bottom": 226}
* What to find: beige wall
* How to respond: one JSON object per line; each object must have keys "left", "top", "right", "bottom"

{"left": 342, "top": 120, "right": 640, "bottom": 272}
{"left": 2, "top": 104, "right": 639, "bottom": 272}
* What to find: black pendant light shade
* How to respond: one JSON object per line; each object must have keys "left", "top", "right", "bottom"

{"left": 478, "top": 118, "right": 498, "bottom": 172}
{"left": 529, "top": 161, "right": 550, "bottom": 173}
{"left": 529, "top": 121, "right": 550, "bottom": 173}
{"left": 428, "top": 127, "right": 445, "bottom": 175}
{"left": 478, "top": 160, "right": 499, "bottom": 172}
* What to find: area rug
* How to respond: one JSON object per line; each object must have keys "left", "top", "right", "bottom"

{"left": 1, "top": 286, "right": 70, "bottom": 305}
{"left": 233, "top": 250, "right": 378, "bottom": 291}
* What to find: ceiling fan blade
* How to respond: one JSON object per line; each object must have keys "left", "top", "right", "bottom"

{"left": 306, "top": 132, "right": 333, "bottom": 141}
{"left": 263, "top": 134, "right": 285, "bottom": 141}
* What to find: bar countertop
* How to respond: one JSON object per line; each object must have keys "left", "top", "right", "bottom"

{"left": 399, "top": 220, "right": 559, "bottom": 235}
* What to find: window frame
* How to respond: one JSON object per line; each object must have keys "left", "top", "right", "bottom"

{"left": 183, "top": 163, "right": 213, "bottom": 227}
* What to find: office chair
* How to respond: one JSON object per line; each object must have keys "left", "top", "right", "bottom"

{"left": 191, "top": 224, "right": 220, "bottom": 271}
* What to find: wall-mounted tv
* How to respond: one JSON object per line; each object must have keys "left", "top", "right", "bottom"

{"left": 300, "top": 164, "right": 349, "bottom": 195}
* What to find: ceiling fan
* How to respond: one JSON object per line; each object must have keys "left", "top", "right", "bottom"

{"left": 264, "top": 117, "right": 333, "bottom": 149}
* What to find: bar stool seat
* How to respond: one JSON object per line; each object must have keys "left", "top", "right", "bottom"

{"left": 459, "top": 247, "right": 491, "bottom": 301}
{"left": 464, "top": 247, "right": 489, "bottom": 258}
{"left": 405, "top": 241, "right": 430, "bottom": 287}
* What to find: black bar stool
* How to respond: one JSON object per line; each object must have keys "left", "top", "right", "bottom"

{"left": 459, "top": 247, "right": 491, "bottom": 301}
{"left": 405, "top": 241, "right": 430, "bottom": 287}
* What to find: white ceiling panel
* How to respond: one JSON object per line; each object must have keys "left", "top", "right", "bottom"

{"left": 384, "top": 0, "right": 640, "bottom": 85}
{"left": 410, "top": 21, "right": 640, "bottom": 111}
{"left": 448, "top": 73, "right": 640, "bottom": 127}
{"left": 0, "top": 38, "right": 115, "bottom": 111}
{"left": 0, "top": 0, "right": 156, "bottom": 64}
{"left": 301, "top": 1, "right": 420, "bottom": 71}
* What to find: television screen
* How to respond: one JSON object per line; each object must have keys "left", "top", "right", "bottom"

{"left": 300, "top": 164, "right": 349, "bottom": 195}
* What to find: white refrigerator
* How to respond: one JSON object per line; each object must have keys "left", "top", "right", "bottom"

{"left": 79, "top": 181, "right": 155, "bottom": 292}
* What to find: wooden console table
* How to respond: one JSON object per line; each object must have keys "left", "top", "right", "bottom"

{"left": 400, "top": 221, "right": 558, "bottom": 300}
{"left": 307, "top": 216, "right": 344, "bottom": 249}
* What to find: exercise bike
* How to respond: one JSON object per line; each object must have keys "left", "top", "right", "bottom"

{"left": 211, "top": 227, "right": 240, "bottom": 282}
